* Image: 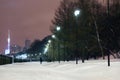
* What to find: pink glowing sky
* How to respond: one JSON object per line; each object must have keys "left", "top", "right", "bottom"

{"left": 0, "top": 0, "right": 61, "bottom": 52}
{"left": 0, "top": 0, "right": 106, "bottom": 53}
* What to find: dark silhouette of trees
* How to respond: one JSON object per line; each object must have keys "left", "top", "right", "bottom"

{"left": 51, "top": 0, "right": 77, "bottom": 62}
{"left": 97, "top": 0, "right": 120, "bottom": 56}
{"left": 26, "top": 39, "right": 42, "bottom": 61}
{"left": 48, "top": 0, "right": 120, "bottom": 63}
{"left": 51, "top": 0, "right": 95, "bottom": 63}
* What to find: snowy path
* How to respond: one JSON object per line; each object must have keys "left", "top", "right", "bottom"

{"left": 0, "top": 60, "right": 120, "bottom": 80}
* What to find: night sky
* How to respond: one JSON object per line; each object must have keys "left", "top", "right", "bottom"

{"left": 0, "top": 0, "right": 61, "bottom": 53}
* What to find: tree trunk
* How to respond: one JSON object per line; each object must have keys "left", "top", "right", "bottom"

{"left": 92, "top": 16, "right": 105, "bottom": 59}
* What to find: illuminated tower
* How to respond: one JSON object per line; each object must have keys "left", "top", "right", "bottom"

{"left": 5, "top": 30, "right": 11, "bottom": 55}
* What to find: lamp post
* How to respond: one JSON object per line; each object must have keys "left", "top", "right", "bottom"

{"left": 74, "top": 9, "right": 80, "bottom": 64}
{"left": 39, "top": 53, "right": 42, "bottom": 64}
{"left": 107, "top": 0, "right": 110, "bottom": 67}
{"left": 56, "top": 26, "right": 61, "bottom": 63}
{"left": 12, "top": 55, "right": 14, "bottom": 64}
{"left": 52, "top": 35, "right": 55, "bottom": 61}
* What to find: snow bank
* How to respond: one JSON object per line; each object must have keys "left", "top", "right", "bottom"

{"left": 0, "top": 59, "right": 120, "bottom": 80}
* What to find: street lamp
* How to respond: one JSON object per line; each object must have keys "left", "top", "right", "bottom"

{"left": 48, "top": 40, "right": 51, "bottom": 43}
{"left": 74, "top": 9, "right": 80, "bottom": 17}
{"left": 56, "top": 26, "right": 61, "bottom": 31}
{"left": 56, "top": 26, "right": 61, "bottom": 63}
{"left": 74, "top": 9, "right": 81, "bottom": 64}
{"left": 52, "top": 35, "right": 55, "bottom": 38}
{"left": 107, "top": 0, "right": 110, "bottom": 67}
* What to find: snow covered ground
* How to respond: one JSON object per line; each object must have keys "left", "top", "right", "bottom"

{"left": 0, "top": 59, "right": 120, "bottom": 80}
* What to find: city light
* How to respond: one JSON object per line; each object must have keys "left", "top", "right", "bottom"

{"left": 15, "top": 54, "right": 27, "bottom": 59}
{"left": 5, "top": 49, "right": 10, "bottom": 55}
{"left": 5, "top": 30, "right": 11, "bottom": 55}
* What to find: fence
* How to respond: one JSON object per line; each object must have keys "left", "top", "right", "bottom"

{"left": 0, "top": 54, "right": 12, "bottom": 65}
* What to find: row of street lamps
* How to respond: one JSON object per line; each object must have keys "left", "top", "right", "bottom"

{"left": 45, "top": 9, "right": 80, "bottom": 63}
{"left": 44, "top": 26, "right": 61, "bottom": 62}
{"left": 44, "top": 8, "right": 110, "bottom": 66}
{"left": 44, "top": 9, "right": 81, "bottom": 63}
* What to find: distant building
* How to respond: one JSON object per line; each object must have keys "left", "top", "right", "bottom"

{"left": 10, "top": 44, "right": 22, "bottom": 54}
{"left": 23, "top": 39, "right": 31, "bottom": 51}
{"left": 25, "top": 39, "right": 31, "bottom": 49}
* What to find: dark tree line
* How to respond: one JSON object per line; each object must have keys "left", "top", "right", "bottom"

{"left": 22, "top": 0, "right": 120, "bottom": 62}
{"left": 48, "top": 0, "right": 120, "bottom": 62}
{"left": 26, "top": 36, "right": 51, "bottom": 61}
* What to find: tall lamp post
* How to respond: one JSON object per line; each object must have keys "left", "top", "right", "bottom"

{"left": 74, "top": 9, "right": 80, "bottom": 64}
{"left": 52, "top": 35, "right": 55, "bottom": 61}
{"left": 51, "top": 26, "right": 61, "bottom": 63}
{"left": 107, "top": 0, "right": 110, "bottom": 67}
{"left": 56, "top": 26, "right": 61, "bottom": 63}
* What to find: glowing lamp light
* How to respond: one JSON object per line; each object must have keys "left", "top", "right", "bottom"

{"left": 56, "top": 26, "right": 61, "bottom": 31}
{"left": 48, "top": 40, "right": 51, "bottom": 43}
{"left": 44, "top": 47, "right": 48, "bottom": 54}
{"left": 52, "top": 35, "right": 55, "bottom": 38}
{"left": 74, "top": 9, "right": 80, "bottom": 17}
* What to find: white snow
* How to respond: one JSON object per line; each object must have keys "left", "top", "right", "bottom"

{"left": 0, "top": 59, "right": 120, "bottom": 80}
